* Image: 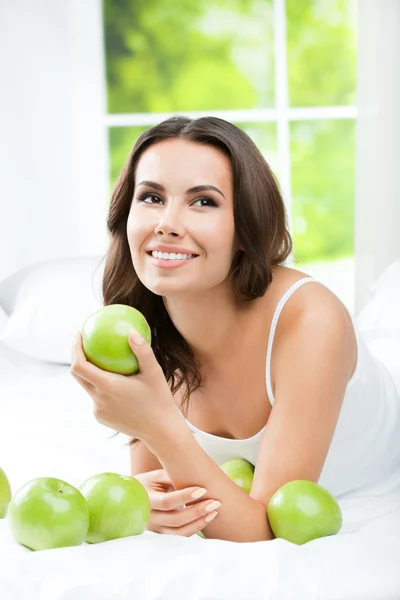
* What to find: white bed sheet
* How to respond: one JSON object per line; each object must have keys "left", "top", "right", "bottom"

{"left": 1, "top": 340, "right": 400, "bottom": 600}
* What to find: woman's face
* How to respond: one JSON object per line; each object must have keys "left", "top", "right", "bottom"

{"left": 127, "top": 138, "right": 240, "bottom": 298}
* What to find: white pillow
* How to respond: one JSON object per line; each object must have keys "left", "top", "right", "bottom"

{"left": 356, "top": 259, "right": 400, "bottom": 342}
{"left": 0, "top": 256, "right": 105, "bottom": 364}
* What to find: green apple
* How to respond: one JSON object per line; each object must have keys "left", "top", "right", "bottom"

{"left": 0, "top": 467, "right": 12, "bottom": 518}
{"left": 220, "top": 458, "right": 255, "bottom": 494}
{"left": 82, "top": 304, "right": 152, "bottom": 375}
{"left": 8, "top": 477, "right": 89, "bottom": 551}
{"left": 267, "top": 480, "right": 343, "bottom": 545}
{"left": 79, "top": 472, "right": 151, "bottom": 543}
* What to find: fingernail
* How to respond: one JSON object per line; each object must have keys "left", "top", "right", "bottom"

{"left": 129, "top": 329, "right": 144, "bottom": 346}
{"left": 205, "top": 511, "right": 218, "bottom": 523}
{"left": 191, "top": 488, "right": 207, "bottom": 499}
{"left": 205, "top": 501, "right": 221, "bottom": 512}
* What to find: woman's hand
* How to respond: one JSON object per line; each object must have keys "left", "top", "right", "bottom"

{"left": 70, "top": 329, "right": 179, "bottom": 443}
{"left": 135, "top": 469, "right": 220, "bottom": 537}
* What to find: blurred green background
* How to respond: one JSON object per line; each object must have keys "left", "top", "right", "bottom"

{"left": 102, "top": 0, "right": 357, "bottom": 266}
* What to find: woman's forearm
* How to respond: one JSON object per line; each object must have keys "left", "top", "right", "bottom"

{"left": 144, "top": 415, "right": 273, "bottom": 542}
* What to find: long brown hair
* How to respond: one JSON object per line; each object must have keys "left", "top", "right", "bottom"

{"left": 101, "top": 115, "right": 292, "bottom": 448}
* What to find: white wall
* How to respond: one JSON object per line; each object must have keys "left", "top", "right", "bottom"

{"left": 354, "top": 0, "right": 400, "bottom": 313}
{"left": 0, "top": 0, "right": 110, "bottom": 282}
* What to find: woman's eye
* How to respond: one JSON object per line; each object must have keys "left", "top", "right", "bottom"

{"left": 138, "top": 194, "right": 217, "bottom": 207}
{"left": 193, "top": 197, "right": 217, "bottom": 207}
{"left": 139, "top": 194, "right": 161, "bottom": 204}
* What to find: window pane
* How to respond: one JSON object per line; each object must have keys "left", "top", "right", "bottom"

{"left": 103, "top": 0, "right": 274, "bottom": 113}
{"left": 286, "top": 0, "right": 357, "bottom": 107}
{"left": 290, "top": 119, "right": 355, "bottom": 264}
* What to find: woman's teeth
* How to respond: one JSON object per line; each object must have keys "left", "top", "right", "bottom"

{"left": 151, "top": 251, "right": 196, "bottom": 260}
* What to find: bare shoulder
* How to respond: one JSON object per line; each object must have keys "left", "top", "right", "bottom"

{"left": 273, "top": 265, "right": 354, "bottom": 327}
{"left": 271, "top": 266, "right": 357, "bottom": 380}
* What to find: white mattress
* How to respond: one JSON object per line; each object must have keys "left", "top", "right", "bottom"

{"left": 1, "top": 340, "right": 400, "bottom": 599}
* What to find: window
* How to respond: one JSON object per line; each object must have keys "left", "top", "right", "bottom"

{"left": 103, "top": 0, "right": 357, "bottom": 311}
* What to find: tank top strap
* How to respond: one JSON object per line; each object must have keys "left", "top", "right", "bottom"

{"left": 266, "top": 277, "right": 317, "bottom": 406}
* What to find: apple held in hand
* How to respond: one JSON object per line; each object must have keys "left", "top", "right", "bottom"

{"left": 0, "top": 467, "right": 12, "bottom": 518}
{"left": 8, "top": 477, "right": 89, "bottom": 551}
{"left": 220, "top": 459, "right": 255, "bottom": 494}
{"left": 82, "top": 304, "right": 151, "bottom": 375}
{"left": 79, "top": 472, "right": 151, "bottom": 544}
{"left": 267, "top": 480, "right": 343, "bottom": 545}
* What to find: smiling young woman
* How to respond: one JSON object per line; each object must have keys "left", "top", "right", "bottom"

{"left": 99, "top": 116, "right": 400, "bottom": 542}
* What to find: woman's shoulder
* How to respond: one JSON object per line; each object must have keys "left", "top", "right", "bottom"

{"left": 270, "top": 265, "right": 354, "bottom": 329}
{"left": 270, "top": 266, "right": 358, "bottom": 381}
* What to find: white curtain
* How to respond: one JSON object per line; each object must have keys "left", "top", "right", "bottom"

{"left": 354, "top": 0, "right": 400, "bottom": 313}
{"left": 0, "top": 0, "right": 109, "bottom": 283}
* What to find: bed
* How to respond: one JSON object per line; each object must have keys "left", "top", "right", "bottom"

{"left": 0, "top": 256, "right": 399, "bottom": 600}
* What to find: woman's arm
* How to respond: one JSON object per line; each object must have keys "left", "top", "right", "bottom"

{"left": 249, "top": 295, "right": 354, "bottom": 509}
{"left": 130, "top": 439, "right": 163, "bottom": 476}
{"left": 144, "top": 420, "right": 274, "bottom": 542}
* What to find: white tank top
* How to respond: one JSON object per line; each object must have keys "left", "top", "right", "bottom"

{"left": 178, "top": 277, "right": 400, "bottom": 532}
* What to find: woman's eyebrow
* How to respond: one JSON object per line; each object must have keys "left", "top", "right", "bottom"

{"left": 136, "top": 180, "right": 225, "bottom": 199}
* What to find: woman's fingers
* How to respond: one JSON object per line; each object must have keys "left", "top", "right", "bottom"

{"left": 149, "top": 495, "right": 220, "bottom": 529}
{"left": 148, "top": 509, "right": 219, "bottom": 537}
{"left": 137, "top": 470, "right": 220, "bottom": 537}
{"left": 150, "top": 486, "right": 207, "bottom": 511}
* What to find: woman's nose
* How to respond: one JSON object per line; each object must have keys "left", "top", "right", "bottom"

{"left": 155, "top": 225, "right": 180, "bottom": 237}
{"left": 154, "top": 206, "right": 185, "bottom": 237}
